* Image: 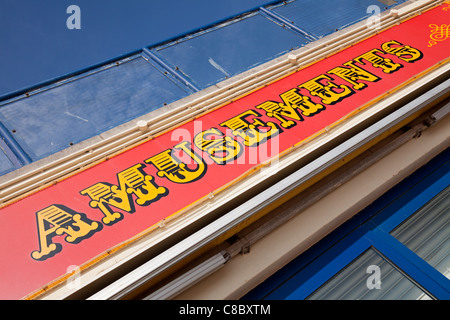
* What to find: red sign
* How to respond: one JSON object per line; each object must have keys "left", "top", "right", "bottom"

{"left": 1, "top": 5, "right": 448, "bottom": 299}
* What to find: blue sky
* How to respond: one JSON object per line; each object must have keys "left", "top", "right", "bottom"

{"left": 0, "top": 0, "right": 277, "bottom": 97}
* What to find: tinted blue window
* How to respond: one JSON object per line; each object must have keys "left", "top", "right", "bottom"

{"left": 307, "top": 248, "right": 433, "bottom": 300}
{"left": 0, "top": 56, "right": 189, "bottom": 161}
{"left": 156, "top": 13, "right": 309, "bottom": 89}
{"left": 243, "top": 148, "right": 450, "bottom": 300}
{"left": 272, "top": 0, "right": 404, "bottom": 39}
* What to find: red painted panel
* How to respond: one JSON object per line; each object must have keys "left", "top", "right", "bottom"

{"left": 0, "top": 5, "right": 448, "bottom": 299}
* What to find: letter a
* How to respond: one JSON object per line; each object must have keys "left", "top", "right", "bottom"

{"left": 66, "top": 5, "right": 81, "bottom": 30}
{"left": 366, "top": 265, "right": 381, "bottom": 290}
{"left": 31, "top": 205, "right": 101, "bottom": 261}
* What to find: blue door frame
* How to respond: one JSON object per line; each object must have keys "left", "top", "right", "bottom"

{"left": 243, "top": 147, "right": 450, "bottom": 300}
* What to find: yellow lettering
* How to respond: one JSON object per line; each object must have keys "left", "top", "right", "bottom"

{"left": 328, "top": 61, "right": 380, "bottom": 90}
{"left": 31, "top": 205, "right": 101, "bottom": 261}
{"left": 256, "top": 88, "right": 325, "bottom": 128}
{"left": 194, "top": 127, "right": 243, "bottom": 165}
{"left": 381, "top": 40, "right": 423, "bottom": 63}
{"left": 145, "top": 141, "right": 207, "bottom": 183}
{"left": 299, "top": 74, "right": 353, "bottom": 105}
{"left": 80, "top": 164, "right": 168, "bottom": 225}
{"left": 220, "top": 110, "right": 281, "bottom": 147}
{"left": 354, "top": 49, "right": 402, "bottom": 73}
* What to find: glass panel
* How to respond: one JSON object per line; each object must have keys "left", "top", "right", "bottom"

{"left": 156, "top": 13, "right": 308, "bottom": 89}
{"left": 272, "top": 0, "right": 402, "bottom": 39}
{"left": 308, "top": 248, "right": 432, "bottom": 300}
{"left": 0, "top": 56, "right": 189, "bottom": 161}
{"left": 0, "top": 144, "right": 15, "bottom": 176}
{"left": 391, "top": 187, "right": 450, "bottom": 279}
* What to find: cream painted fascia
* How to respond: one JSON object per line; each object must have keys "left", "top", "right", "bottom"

{"left": 173, "top": 113, "right": 450, "bottom": 300}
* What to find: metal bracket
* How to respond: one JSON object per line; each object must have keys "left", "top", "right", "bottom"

{"left": 240, "top": 237, "right": 251, "bottom": 255}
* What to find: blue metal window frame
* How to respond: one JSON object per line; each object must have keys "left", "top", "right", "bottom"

{"left": 243, "top": 147, "right": 450, "bottom": 300}
{"left": 0, "top": 122, "right": 31, "bottom": 167}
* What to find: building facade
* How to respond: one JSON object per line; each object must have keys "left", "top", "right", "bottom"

{"left": 0, "top": 0, "right": 448, "bottom": 300}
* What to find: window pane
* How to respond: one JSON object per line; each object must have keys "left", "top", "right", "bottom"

{"left": 308, "top": 248, "right": 432, "bottom": 300}
{"left": 0, "top": 56, "right": 189, "bottom": 161}
{"left": 0, "top": 144, "right": 15, "bottom": 176}
{"left": 390, "top": 186, "right": 450, "bottom": 279}
{"left": 272, "top": 0, "right": 404, "bottom": 39}
{"left": 156, "top": 13, "right": 308, "bottom": 89}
